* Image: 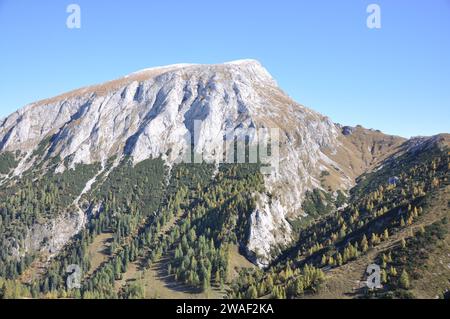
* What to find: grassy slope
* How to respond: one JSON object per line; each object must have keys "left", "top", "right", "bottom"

{"left": 86, "top": 232, "right": 114, "bottom": 277}
{"left": 303, "top": 185, "right": 449, "bottom": 299}
{"left": 409, "top": 186, "right": 450, "bottom": 299}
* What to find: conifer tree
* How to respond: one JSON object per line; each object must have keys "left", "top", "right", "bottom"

{"left": 361, "top": 235, "right": 369, "bottom": 252}
{"left": 399, "top": 270, "right": 410, "bottom": 289}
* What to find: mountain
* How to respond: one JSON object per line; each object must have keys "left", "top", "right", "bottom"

{"left": 0, "top": 60, "right": 448, "bottom": 299}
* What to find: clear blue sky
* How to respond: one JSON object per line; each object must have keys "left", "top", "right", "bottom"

{"left": 1, "top": 0, "right": 449, "bottom": 138}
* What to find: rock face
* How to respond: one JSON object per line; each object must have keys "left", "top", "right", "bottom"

{"left": 24, "top": 208, "right": 87, "bottom": 257}
{"left": 7, "top": 208, "right": 86, "bottom": 261}
{"left": 0, "top": 60, "right": 405, "bottom": 265}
